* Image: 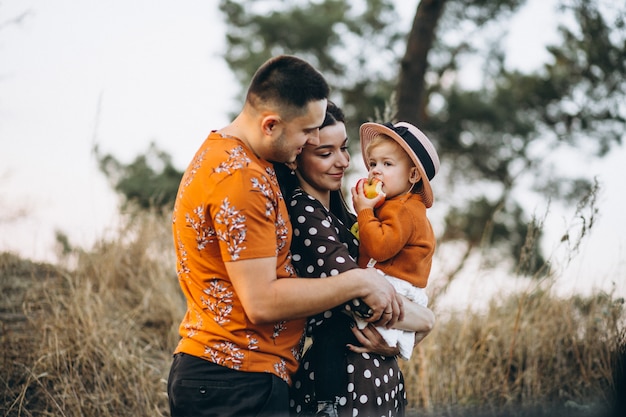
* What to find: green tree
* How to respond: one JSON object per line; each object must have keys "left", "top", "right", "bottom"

{"left": 95, "top": 142, "right": 183, "bottom": 211}
{"left": 218, "top": 0, "right": 626, "bottom": 275}
{"left": 418, "top": 0, "right": 624, "bottom": 272}
{"left": 219, "top": 0, "right": 404, "bottom": 127}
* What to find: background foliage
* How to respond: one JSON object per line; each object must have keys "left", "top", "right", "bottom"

{"left": 97, "top": 0, "right": 626, "bottom": 277}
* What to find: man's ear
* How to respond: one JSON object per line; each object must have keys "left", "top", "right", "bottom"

{"left": 261, "top": 115, "right": 281, "bottom": 136}
{"left": 409, "top": 167, "right": 421, "bottom": 183}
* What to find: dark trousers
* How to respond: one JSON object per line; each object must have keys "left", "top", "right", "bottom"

{"left": 167, "top": 353, "right": 290, "bottom": 417}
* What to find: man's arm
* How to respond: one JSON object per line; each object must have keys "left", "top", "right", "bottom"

{"left": 225, "top": 257, "right": 403, "bottom": 327}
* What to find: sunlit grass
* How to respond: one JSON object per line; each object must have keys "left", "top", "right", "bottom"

{"left": 1, "top": 208, "right": 623, "bottom": 416}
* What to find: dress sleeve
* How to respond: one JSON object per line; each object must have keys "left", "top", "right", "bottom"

{"left": 289, "top": 192, "right": 374, "bottom": 322}
{"left": 289, "top": 193, "right": 359, "bottom": 277}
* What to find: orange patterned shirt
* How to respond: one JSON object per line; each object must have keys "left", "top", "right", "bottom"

{"left": 171, "top": 131, "right": 304, "bottom": 384}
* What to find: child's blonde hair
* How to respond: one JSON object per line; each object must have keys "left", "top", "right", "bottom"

{"left": 365, "top": 134, "right": 411, "bottom": 162}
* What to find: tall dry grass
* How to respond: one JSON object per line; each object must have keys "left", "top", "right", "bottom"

{"left": 1, "top": 209, "right": 624, "bottom": 416}
{"left": 401, "top": 287, "right": 625, "bottom": 416}
{"left": 1, "top": 211, "right": 183, "bottom": 417}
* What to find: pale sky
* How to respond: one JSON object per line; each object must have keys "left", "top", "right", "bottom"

{"left": 1, "top": 0, "right": 624, "bottom": 299}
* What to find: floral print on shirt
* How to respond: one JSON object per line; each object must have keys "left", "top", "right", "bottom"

{"left": 171, "top": 132, "right": 305, "bottom": 384}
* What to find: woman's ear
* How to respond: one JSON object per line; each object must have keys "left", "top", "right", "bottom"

{"left": 409, "top": 167, "right": 421, "bottom": 184}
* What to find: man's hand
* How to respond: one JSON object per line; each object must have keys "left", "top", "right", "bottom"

{"left": 358, "top": 268, "right": 404, "bottom": 328}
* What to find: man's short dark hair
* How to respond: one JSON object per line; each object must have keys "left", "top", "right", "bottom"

{"left": 246, "top": 55, "right": 329, "bottom": 119}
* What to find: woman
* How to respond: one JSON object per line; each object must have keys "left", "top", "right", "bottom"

{"left": 275, "top": 102, "right": 435, "bottom": 417}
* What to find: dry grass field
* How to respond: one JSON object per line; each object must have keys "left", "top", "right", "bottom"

{"left": 1, "top": 212, "right": 624, "bottom": 417}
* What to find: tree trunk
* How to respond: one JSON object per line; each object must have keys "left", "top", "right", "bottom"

{"left": 395, "top": 0, "right": 446, "bottom": 125}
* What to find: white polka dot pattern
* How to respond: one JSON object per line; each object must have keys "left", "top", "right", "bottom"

{"left": 286, "top": 189, "right": 407, "bottom": 416}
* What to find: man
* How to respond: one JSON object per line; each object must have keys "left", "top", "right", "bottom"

{"left": 167, "top": 55, "right": 403, "bottom": 417}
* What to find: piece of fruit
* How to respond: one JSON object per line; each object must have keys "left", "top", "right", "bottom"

{"left": 350, "top": 222, "right": 360, "bottom": 240}
{"left": 357, "top": 177, "right": 385, "bottom": 207}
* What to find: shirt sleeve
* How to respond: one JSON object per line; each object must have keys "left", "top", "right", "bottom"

{"left": 210, "top": 168, "right": 284, "bottom": 262}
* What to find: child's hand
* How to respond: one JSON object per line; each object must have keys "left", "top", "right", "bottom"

{"left": 352, "top": 178, "right": 385, "bottom": 213}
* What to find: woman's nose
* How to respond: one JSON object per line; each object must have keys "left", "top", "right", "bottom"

{"left": 337, "top": 152, "right": 350, "bottom": 167}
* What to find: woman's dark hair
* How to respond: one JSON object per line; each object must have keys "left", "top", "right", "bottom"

{"left": 320, "top": 100, "right": 345, "bottom": 129}
{"left": 273, "top": 162, "right": 299, "bottom": 204}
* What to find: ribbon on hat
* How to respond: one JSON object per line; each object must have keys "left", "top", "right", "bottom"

{"left": 382, "top": 122, "right": 436, "bottom": 180}
{"left": 383, "top": 122, "right": 408, "bottom": 136}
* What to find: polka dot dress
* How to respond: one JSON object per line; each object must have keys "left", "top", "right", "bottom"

{"left": 287, "top": 189, "right": 407, "bottom": 417}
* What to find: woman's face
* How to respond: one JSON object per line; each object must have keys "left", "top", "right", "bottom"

{"left": 296, "top": 121, "right": 350, "bottom": 198}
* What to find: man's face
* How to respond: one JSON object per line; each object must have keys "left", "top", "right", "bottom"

{"left": 270, "top": 99, "right": 327, "bottom": 164}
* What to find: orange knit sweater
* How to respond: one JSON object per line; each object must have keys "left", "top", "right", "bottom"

{"left": 357, "top": 193, "right": 435, "bottom": 288}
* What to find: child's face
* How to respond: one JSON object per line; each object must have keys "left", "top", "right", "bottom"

{"left": 366, "top": 140, "right": 417, "bottom": 199}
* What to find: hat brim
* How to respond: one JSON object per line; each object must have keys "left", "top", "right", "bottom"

{"left": 360, "top": 122, "right": 434, "bottom": 208}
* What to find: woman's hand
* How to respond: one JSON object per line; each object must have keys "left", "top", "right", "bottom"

{"left": 347, "top": 323, "right": 400, "bottom": 357}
